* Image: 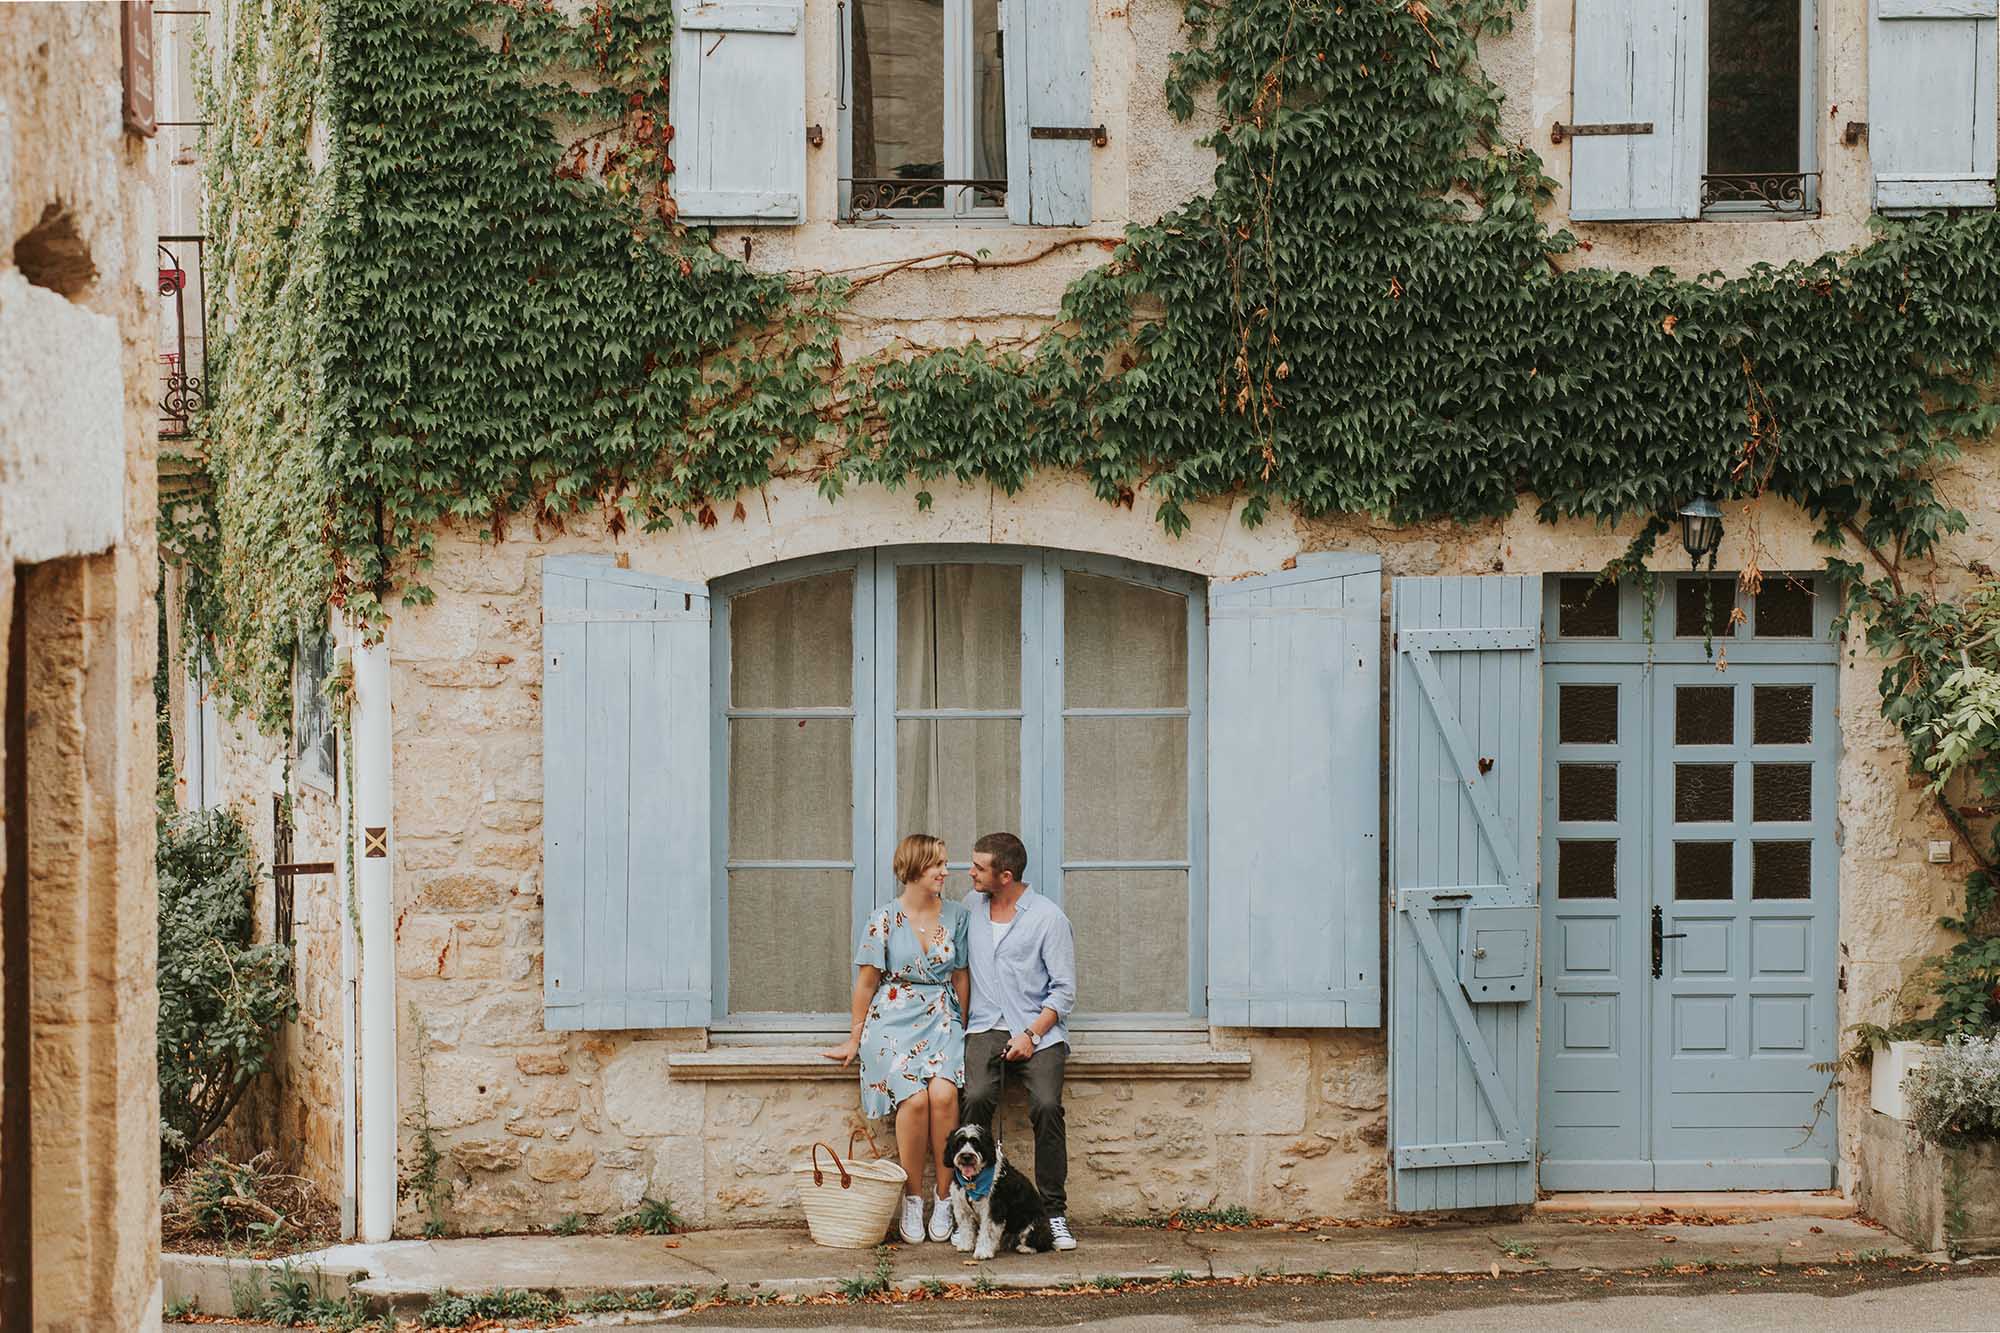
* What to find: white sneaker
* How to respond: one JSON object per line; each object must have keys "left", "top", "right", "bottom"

{"left": 928, "top": 1193, "right": 954, "bottom": 1242}
{"left": 898, "top": 1194, "right": 925, "bottom": 1244}
{"left": 1049, "top": 1215, "right": 1077, "bottom": 1251}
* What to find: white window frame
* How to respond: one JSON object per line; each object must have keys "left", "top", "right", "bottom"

{"left": 1698, "top": 0, "right": 1821, "bottom": 219}
{"left": 709, "top": 544, "right": 1208, "bottom": 1032}
{"left": 837, "top": 0, "right": 1014, "bottom": 223}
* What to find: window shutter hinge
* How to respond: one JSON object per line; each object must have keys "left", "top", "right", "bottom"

{"left": 1030, "top": 125, "right": 1109, "bottom": 147}
{"left": 1550, "top": 121, "right": 1653, "bottom": 145}
{"left": 1843, "top": 121, "right": 1868, "bottom": 147}
{"left": 807, "top": 123, "right": 824, "bottom": 148}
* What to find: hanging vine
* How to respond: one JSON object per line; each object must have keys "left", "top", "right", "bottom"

{"left": 187, "top": 0, "right": 1999, "bottom": 1032}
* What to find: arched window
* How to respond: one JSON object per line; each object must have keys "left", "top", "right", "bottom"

{"left": 713, "top": 546, "right": 1206, "bottom": 1028}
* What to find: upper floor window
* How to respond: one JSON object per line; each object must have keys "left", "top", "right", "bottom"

{"left": 841, "top": 0, "right": 1009, "bottom": 220}
{"left": 1569, "top": 0, "right": 1818, "bottom": 222}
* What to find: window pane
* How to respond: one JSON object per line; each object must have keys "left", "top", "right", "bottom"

{"left": 896, "top": 718, "right": 1019, "bottom": 888}
{"left": 1557, "top": 763, "right": 1618, "bottom": 822}
{"left": 728, "top": 870, "right": 852, "bottom": 1012}
{"left": 1674, "top": 841, "right": 1734, "bottom": 901}
{"left": 971, "top": 0, "right": 1006, "bottom": 184}
{"left": 1708, "top": 0, "right": 1801, "bottom": 175}
{"left": 1558, "top": 577, "right": 1620, "bottom": 637}
{"left": 1675, "top": 577, "right": 1736, "bottom": 639}
{"left": 1558, "top": 684, "right": 1619, "bottom": 745}
{"left": 1558, "top": 840, "right": 1618, "bottom": 899}
{"left": 1064, "top": 717, "right": 1188, "bottom": 860}
{"left": 728, "top": 718, "right": 852, "bottom": 860}
{"left": 1674, "top": 763, "right": 1734, "bottom": 823}
{"left": 1675, "top": 686, "right": 1734, "bottom": 745}
{"left": 731, "top": 571, "right": 853, "bottom": 708}
{"left": 897, "top": 564, "right": 1021, "bottom": 709}
{"left": 1066, "top": 870, "right": 1187, "bottom": 1012}
{"left": 1752, "top": 763, "right": 1812, "bottom": 822}
{"left": 1755, "top": 579, "right": 1816, "bottom": 637}
{"left": 851, "top": 0, "right": 946, "bottom": 206}
{"left": 1752, "top": 841, "right": 1812, "bottom": 899}
{"left": 1753, "top": 684, "right": 1813, "bottom": 744}
{"left": 1065, "top": 573, "right": 1188, "bottom": 709}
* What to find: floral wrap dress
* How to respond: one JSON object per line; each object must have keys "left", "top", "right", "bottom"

{"left": 854, "top": 899, "right": 970, "bottom": 1119}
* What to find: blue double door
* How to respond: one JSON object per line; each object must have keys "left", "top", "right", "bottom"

{"left": 1539, "top": 584, "right": 1839, "bottom": 1190}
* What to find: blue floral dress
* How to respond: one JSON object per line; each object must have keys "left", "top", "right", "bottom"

{"left": 854, "top": 899, "right": 970, "bottom": 1119}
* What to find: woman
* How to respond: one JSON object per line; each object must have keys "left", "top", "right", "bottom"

{"left": 822, "top": 834, "right": 971, "bottom": 1244}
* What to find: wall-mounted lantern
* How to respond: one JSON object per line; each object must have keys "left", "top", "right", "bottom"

{"left": 1677, "top": 497, "right": 1724, "bottom": 572}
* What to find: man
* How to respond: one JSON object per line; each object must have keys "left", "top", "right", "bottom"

{"left": 961, "top": 831, "right": 1078, "bottom": 1251}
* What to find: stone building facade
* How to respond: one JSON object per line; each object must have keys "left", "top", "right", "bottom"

{"left": 1, "top": 4, "right": 164, "bottom": 1328}
{"left": 185, "top": 0, "right": 2000, "bottom": 1238}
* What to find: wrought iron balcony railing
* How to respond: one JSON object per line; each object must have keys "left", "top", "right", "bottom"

{"left": 158, "top": 234, "right": 206, "bottom": 441}
{"left": 844, "top": 177, "right": 1006, "bottom": 218}
{"left": 1700, "top": 172, "right": 1820, "bottom": 215}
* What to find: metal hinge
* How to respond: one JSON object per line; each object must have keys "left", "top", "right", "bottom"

{"left": 1551, "top": 121, "right": 1654, "bottom": 145}
{"left": 1031, "top": 125, "right": 1108, "bottom": 147}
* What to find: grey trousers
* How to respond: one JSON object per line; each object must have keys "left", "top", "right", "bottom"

{"left": 961, "top": 1029, "right": 1068, "bottom": 1217}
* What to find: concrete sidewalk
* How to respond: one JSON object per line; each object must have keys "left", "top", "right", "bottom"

{"left": 162, "top": 1208, "right": 1914, "bottom": 1316}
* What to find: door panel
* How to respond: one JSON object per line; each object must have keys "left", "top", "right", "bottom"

{"left": 1650, "top": 663, "right": 1838, "bottom": 1188}
{"left": 1539, "top": 664, "right": 1651, "bottom": 1189}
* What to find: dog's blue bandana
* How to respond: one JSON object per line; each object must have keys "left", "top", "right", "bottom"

{"left": 962, "top": 1163, "right": 997, "bottom": 1203}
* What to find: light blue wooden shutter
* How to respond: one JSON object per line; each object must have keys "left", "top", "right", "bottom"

{"left": 1569, "top": 0, "right": 1703, "bottom": 221}
{"left": 670, "top": 0, "right": 806, "bottom": 223}
{"left": 542, "top": 556, "right": 712, "bottom": 1030}
{"left": 1388, "top": 577, "right": 1541, "bottom": 1211}
{"left": 1871, "top": 0, "right": 1998, "bottom": 211}
{"left": 1004, "top": 0, "right": 1092, "bottom": 226}
{"left": 1207, "top": 555, "right": 1382, "bottom": 1027}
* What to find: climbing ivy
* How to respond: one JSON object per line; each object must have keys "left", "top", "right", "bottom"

{"left": 190, "top": 0, "right": 1998, "bottom": 1028}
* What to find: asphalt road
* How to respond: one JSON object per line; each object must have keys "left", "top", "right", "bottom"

{"left": 661, "top": 1260, "right": 2000, "bottom": 1331}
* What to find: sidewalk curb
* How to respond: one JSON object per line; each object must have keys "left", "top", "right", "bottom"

{"left": 161, "top": 1252, "right": 372, "bottom": 1318}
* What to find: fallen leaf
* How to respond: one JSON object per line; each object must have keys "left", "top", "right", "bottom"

{"left": 1489, "top": 1262, "right": 1500, "bottom": 1278}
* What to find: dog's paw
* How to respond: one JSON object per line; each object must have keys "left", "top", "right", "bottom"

{"left": 951, "top": 1232, "right": 974, "bottom": 1253}
{"left": 1015, "top": 1241, "right": 1036, "bottom": 1254}
{"left": 973, "top": 1244, "right": 997, "bottom": 1261}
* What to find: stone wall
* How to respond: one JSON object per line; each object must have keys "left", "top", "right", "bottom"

{"left": 0, "top": 6, "right": 163, "bottom": 1328}
{"left": 375, "top": 426, "right": 1999, "bottom": 1231}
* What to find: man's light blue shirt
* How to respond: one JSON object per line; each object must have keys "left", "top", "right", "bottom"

{"left": 966, "top": 888, "right": 1077, "bottom": 1051}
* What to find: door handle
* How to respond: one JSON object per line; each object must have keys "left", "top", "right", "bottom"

{"left": 1651, "top": 905, "right": 1688, "bottom": 979}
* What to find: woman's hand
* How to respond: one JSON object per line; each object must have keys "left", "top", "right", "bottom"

{"left": 821, "top": 1036, "right": 861, "bottom": 1068}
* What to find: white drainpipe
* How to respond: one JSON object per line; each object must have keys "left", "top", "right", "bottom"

{"left": 352, "top": 631, "right": 397, "bottom": 1242}
{"left": 335, "top": 630, "right": 359, "bottom": 1240}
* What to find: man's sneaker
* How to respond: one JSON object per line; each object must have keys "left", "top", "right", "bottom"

{"left": 1049, "top": 1215, "right": 1077, "bottom": 1251}
{"left": 928, "top": 1192, "right": 955, "bottom": 1242}
{"left": 898, "top": 1194, "right": 925, "bottom": 1245}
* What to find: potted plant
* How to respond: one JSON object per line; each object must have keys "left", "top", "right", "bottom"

{"left": 1891, "top": 1036, "right": 2000, "bottom": 1256}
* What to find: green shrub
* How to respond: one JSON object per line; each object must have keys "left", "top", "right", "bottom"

{"left": 613, "top": 1195, "right": 683, "bottom": 1235}
{"left": 157, "top": 809, "right": 296, "bottom": 1176}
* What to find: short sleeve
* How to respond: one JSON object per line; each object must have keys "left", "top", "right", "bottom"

{"left": 951, "top": 903, "right": 971, "bottom": 971}
{"left": 854, "top": 908, "right": 888, "bottom": 971}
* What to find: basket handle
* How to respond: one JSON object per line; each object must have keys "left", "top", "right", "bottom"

{"left": 810, "top": 1141, "right": 852, "bottom": 1190}
{"left": 848, "top": 1125, "right": 885, "bottom": 1162}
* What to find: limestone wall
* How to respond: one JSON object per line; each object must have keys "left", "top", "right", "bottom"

{"left": 0, "top": 5, "right": 163, "bottom": 1328}
{"left": 376, "top": 427, "right": 1998, "bottom": 1231}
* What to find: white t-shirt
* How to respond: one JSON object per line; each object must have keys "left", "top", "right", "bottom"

{"left": 968, "top": 917, "right": 1015, "bottom": 1035}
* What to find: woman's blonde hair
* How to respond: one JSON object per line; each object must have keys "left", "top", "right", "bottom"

{"left": 892, "top": 833, "right": 947, "bottom": 886}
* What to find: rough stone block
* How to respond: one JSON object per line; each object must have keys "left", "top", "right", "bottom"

{"left": 527, "top": 1145, "right": 597, "bottom": 1183}
{"left": 480, "top": 799, "right": 542, "bottom": 834}
{"left": 602, "top": 1045, "right": 701, "bottom": 1137}
{"left": 396, "top": 918, "right": 457, "bottom": 979}
{"left": 410, "top": 871, "right": 513, "bottom": 913}
{"left": 451, "top": 1137, "right": 524, "bottom": 1173}
{"left": 517, "top": 1051, "right": 570, "bottom": 1076}
{"left": 418, "top": 1052, "right": 512, "bottom": 1129}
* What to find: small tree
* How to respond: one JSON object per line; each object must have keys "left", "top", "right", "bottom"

{"left": 158, "top": 808, "right": 296, "bottom": 1177}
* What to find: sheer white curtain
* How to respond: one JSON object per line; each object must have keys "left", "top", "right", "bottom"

{"left": 896, "top": 564, "right": 1020, "bottom": 898}
{"left": 1062, "top": 573, "right": 1189, "bottom": 1013}
{"left": 727, "top": 571, "right": 853, "bottom": 1013}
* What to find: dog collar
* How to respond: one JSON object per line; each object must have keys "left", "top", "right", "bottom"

{"left": 962, "top": 1163, "right": 997, "bottom": 1202}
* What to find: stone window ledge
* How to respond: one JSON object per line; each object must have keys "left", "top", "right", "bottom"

{"left": 666, "top": 1044, "right": 1252, "bottom": 1082}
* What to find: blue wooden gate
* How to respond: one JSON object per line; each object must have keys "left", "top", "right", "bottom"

{"left": 1389, "top": 577, "right": 1542, "bottom": 1211}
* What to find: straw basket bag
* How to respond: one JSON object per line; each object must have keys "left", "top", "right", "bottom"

{"left": 794, "top": 1130, "right": 907, "bottom": 1249}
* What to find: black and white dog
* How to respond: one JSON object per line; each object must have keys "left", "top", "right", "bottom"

{"left": 945, "top": 1123, "right": 1054, "bottom": 1259}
